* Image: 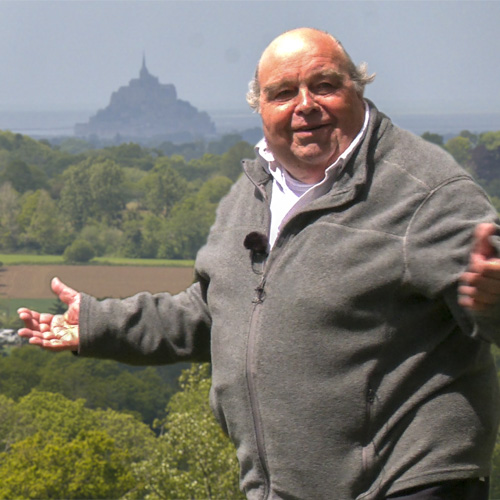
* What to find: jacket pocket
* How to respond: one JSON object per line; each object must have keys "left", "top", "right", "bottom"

{"left": 362, "top": 383, "right": 377, "bottom": 472}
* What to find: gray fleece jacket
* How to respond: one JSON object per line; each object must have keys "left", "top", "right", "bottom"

{"left": 79, "top": 103, "right": 500, "bottom": 499}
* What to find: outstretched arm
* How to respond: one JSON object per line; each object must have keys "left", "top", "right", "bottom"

{"left": 17, "top": 277, "right": 80, "bottom": 351}
{"left": 459, "top": 222, "right": 500, "bottom": 312}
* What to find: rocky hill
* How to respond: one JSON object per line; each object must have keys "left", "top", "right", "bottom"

{"left": 75, "top": 57, "right": 216, "bottom": 142}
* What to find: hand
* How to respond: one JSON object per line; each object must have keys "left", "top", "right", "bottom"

{"left": 459, "top": 223, "right": 500, "bottom": 311}
{"left": 17, "top": 277, "right": 81, "bottom": 351}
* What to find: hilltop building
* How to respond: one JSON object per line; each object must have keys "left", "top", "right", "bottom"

{"left": 75, "top": 56, "right": 216, "bottom": 141}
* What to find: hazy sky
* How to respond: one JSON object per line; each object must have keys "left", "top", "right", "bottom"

{"left": 0, "top": 0, "right": 499, "bottom": 117}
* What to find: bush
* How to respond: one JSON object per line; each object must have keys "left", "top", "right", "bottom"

{"left": 63, "top": 239, "right": 95, "bottom": 263}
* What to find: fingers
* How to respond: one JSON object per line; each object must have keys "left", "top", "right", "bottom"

{"left": 17, "top": 308, "right": 53, "bottom": 338}
{"left": 458, "top": 284, "right": 499, "bottom": 311}
{"left": 460, "top": 224, "right": 500, "bottom": 311}
{"left": 459, "top": 263, "right": 500, "bottom": 311}
{"left": 18, "top": 314, "right": 79, "bottom": 352}
{"left": 17, "top": 307, "right": 40, "bottom": 330}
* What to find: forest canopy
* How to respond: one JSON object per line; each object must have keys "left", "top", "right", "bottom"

{"left": 0, "top": 131, "right": 255, "bottom": 261}
{"left": 0, "top": 129, "right": 499, "bottom": 261}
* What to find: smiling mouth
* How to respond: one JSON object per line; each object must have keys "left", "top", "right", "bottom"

{"left": 294, "top": 123, "right": 330, "bottom": 133}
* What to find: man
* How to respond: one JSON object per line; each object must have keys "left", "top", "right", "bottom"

{"left": 18, "top": 28, "right": 500, "bottom": 499}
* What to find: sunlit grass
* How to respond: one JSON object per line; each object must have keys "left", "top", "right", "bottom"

{"left": 92, "top": 256, "right": 194, "bottom": 267}
{"left": 0, "top": 298, "right": 59, "bottom": 313}
{"left": 0, "top": 254, "right": 63, "bottom": 265}
{"left": 0, "top": 254, "right": 194, "bottom": 267}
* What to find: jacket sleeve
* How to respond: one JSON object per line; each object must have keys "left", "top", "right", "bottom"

{"left": 77, "top": 279, "right": 212, "bottom": 365}
{"left": 405, "top": 175, "right": 500, "bottom": 345}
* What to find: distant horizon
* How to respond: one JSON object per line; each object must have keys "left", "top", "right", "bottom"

{"left": 0, "top": 107, "right": 499, "bottom": 140}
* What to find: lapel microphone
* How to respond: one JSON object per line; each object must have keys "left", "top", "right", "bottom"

{"left": 244, "top": 232, "right": 269, "bottom": 255}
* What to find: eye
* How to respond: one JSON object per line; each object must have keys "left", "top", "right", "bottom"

{"left": 313, "top": 82, "right": 338, "bottom": 95}
{"left": 273, "top": 88, "right": 297, "bottom": 102}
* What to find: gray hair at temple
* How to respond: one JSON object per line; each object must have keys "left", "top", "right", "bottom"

{"left": 246, "top": 32, "right": 376, "bottom": 113}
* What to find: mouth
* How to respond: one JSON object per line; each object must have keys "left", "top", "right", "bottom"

{"left": 293, "top": 123, "right": 330, "bottom": 133}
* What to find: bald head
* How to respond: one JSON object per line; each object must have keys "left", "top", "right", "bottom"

{"left": 260, "top": 29, "right": 346, "bottom": 74}
{"left": 247, "top": 28, "right": 374, "bottom": 112}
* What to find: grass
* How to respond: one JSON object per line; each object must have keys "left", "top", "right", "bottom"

{"left": 0, "top": 254, "right": 62, "bottom": 265}
{"left": 0, "top": 298, "right": 60, "bottom": 313}
{"left": 0, "top": 254, "right": 195, "bottom": 267}
{"left": 0, "top": 298, "right": 61, "bottom": 328}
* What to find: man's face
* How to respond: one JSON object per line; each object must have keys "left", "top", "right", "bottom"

{"left": 258, "top": 31, "right": 366, "bottom": 184}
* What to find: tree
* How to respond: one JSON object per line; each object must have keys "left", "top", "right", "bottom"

{"left": 24, "top": 190, "right": 70, "bottom": 254}
{"left": 0, "top": 182, "right": 21, "bottom": 251}
{"left": 0, "top": 429, "right": 134, "bottom": 499}
{"left": 159, "top": 196, "right": 213, "bottom": 259}
{"left": 0, "top": 159, "right": 47, "bottom": 194}
{"left": 459, "top": 130, "right": 478, "bottom": 147}
{"left": 197, "top": 175, "right": 233, "bottom": 204}
{"left": 0, "top": 390, "right": 154, "bottom": 499}
{"left": 445, "top": 136, "right": 473, "bottom": 168}
{"left": 472, "top": 144, "right": 500, "bottom": 182}
{"left": 120, "top": 216, "right": 144, "bottom": 258}
{"left": 122, "top": 166, "right": 147, "bottom": 203}
{"left": 59, "top": 162, "right": 93, "bottom": 230}
{"left": 79, "top": 223, "right": 123, "bottom": 257}
{"left": 207, "top": 133, "right": 244, "bottom": 155}
{"left": 479, "top": 131, "right": 500, "bottom": 151}
{"left": 0, "top": 394, "right": 19, "bottom": 452}
{"left": 139, "top": 160, "right": 189, "bottom": 216}
{"left": 421, "top": 131, "right": 444, "bottom": 146}
{"left": 219, "top": 140, "right": 256, "bottom": 181}
{"left": 17, "top": 190, "right": 41, "bottom": 231}
{"left": 63, "top": 238, "right": 96, "bottom": 263}
{"left": 58, "top": 137, "right": 94, "bottom": 155}
{"left": 37, "top": 353, "right": 174, "bottom": 425}
{"left": 0, "top": 346, "right": 48, "bottom": 401}
{"left": 139, "top": 213, "right": 163, "bottom": 258}
{"left": 89, "top": 159, "right": 126, "bottom": 225}
{"left": 99, "top": 142, "right": 155, "bottom": 171}
{"left": 158, "top": 176, "right": 232, "bottom": 259}
{"left": 129, "top": 364, "right": 243, "bottom": 500}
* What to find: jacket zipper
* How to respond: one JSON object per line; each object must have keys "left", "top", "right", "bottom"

{"left": 246, "top": 276, "right": 271, "bottom": 498}
{"left": 243, "top": 170, "right": 274, "bottom": 498}
{"left": 246, "top": 243, "right": 289, "bottom": 498}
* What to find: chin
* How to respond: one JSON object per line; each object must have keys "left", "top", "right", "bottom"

{"left": 297, "top": 152, "right": 337, "bottom": 168}
{"left": 294, "top": 143, "right": 338, "bottom": 161}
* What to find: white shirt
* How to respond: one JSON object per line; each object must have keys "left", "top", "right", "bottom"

{"left": 256, "top": 102, "right": 370, "bottom": 248}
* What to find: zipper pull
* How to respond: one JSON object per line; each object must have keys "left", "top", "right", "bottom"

{"left": 252, "top": 277, "right": 266, "bottom": 303}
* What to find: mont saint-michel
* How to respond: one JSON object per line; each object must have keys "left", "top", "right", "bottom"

{"left": 75, "top": 57, "right": 216, "bottom": 141}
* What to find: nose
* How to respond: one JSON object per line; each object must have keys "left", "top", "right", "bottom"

{"left": 296, "top": 87, "right": 319, "bottom": 114}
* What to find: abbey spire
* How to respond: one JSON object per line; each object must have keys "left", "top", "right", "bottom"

{"left": 140, "top": 52, "right": 150, "bottom": 79}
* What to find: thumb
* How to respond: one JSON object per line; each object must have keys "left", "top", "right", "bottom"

{"left": 470, "top": 223, "right": 498, "bottom": 264}
{"left": 51, "top": 277, "right": 81, "bottom": 312}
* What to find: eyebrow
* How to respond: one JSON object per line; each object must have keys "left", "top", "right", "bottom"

{"left": 262, "top": 69, "right": 345, "bottom": 97}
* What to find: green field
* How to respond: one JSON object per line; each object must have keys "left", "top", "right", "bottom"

{"left": 0, "top": 254, "right": 194, "bottom": 267}
{"left": 1, "top": 298, "right": 59, "bottom": 313}
{"left": 0, "top": 298, "right": 60, "bottom": 329}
